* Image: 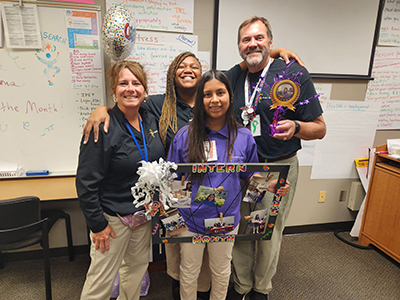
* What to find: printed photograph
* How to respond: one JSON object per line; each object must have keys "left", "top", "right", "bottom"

{"left": 244, "top": 208, "right": 268, "bottom": 235}
{"left": 160, "top": 208, "right": 188, "bottom": 236}
{"left": 169, "top": 179, "right": 192, "bottom": 208}
{"left": 193, "top": 185, "right": 228, "bottom": 207}
{"left": 204, "top": 216, "right": 235, "bottom": 235}
{"left": 243, "top": 177, "right": 269, "bottom": 203}
{"left": 276, "top": 82, "right": 295, "bottom": 100}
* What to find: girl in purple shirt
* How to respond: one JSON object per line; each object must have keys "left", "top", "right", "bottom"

{"left": 167, "top": 70, "right": 288, "bottom": 300}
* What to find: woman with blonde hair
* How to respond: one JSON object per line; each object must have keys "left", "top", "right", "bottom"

{"left": 76, "top": 61, "right": 164, "bottom": 300}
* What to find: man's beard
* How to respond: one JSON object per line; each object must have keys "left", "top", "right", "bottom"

{"left": 241, "top": 46, "right": 269, "bottom": 67}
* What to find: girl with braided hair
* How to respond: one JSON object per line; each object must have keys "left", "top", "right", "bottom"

{"left": 147, "top": 51, "right": 201, "bottom": 151}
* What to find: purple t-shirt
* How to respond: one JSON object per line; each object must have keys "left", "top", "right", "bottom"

{"left": 167, "top": 124, "right": 259, "bottom": 234}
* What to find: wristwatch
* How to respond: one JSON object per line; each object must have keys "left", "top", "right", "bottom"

{"left": 293, "top": 120, "right": 300, "bottom": 135}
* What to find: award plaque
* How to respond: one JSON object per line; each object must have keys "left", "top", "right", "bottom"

{"left": 270, "top": 79, "right": 300, "bottom": 111}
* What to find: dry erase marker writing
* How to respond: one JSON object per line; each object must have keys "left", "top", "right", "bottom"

{"left": 26, "top": 170, "right": 49, "bottom": 176}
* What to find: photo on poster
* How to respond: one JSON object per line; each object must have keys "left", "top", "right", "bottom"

{"left": 204, "top": 216, "right": 235, "bottom": 235}
{"left": 243, "top": 177, "right": 270, "bottom": 203}
{"left": 160, "top": 208, "right": 188, "bottom": 236}
{"left": 244, "top": 208, "right": 268, "bottom": 235}
{"left": 193, "top": 185, "right": 228, "bottom": 207}
{"left": 169, "top": 180, "right": 192, "bottom": 208}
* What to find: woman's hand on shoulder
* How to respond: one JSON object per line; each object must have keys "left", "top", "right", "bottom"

{"left": 83, "top": 106, "right": 111, "bottom": 144}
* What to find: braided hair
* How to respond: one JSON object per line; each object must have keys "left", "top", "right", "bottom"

{"left": 158, "top": 52, "right": 201, "bottom": 146}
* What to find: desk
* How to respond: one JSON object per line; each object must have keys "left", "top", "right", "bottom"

{"left": 0, "top": 176, "right": 77, "bottom": 201}
{"left": 0, "top": 175, "right": 89, "bottom": 248}
{"left": 359, "top": 144, "right": 400, "bottom": 263}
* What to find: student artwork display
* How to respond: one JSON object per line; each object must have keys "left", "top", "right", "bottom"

{"left": 130, "top": 162, "right": 289, "bottom": 244}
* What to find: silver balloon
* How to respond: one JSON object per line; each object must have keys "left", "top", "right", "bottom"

{"left": 102, "top": 6, "right": 136, "bottom": 61}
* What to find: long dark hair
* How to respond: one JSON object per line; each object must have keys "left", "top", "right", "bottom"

{"left": 187, "top": 70, "right": 239, "bottom": 166}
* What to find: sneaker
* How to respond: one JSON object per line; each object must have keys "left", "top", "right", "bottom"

{"left": 249, "top": 290, "right": 269, "bottom": 300}
{"left": 226, "top": 288, "right": 247, "bottom": 300}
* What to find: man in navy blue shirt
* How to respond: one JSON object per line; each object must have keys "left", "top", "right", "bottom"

{"left": 225, "top": 16, "right": 326, "bottom": 300}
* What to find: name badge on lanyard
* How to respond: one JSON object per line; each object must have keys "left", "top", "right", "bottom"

{"left": 251, "top": 115, "right": 261, "bottom": 137}
{"left": 204, "top": 140, "right": 217, "bottom": 162}
{"left": 242, "top": 58, "right": 272, "bottom": 128}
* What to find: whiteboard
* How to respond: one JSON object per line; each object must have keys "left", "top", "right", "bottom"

{"left": 0, "top": 6, "right": 105, "bottom": 174}
{"left": 217, "top": 0, "right": 380, "bottom": 76}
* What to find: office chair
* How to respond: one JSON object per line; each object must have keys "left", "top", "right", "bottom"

{"left": 0, "top": 196, "right": 52, "bottom": 300}
{"left": 41, "top": 209, "right": 74, "bottom": 261}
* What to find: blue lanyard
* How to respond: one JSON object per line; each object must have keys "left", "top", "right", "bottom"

{"left": 125, "top": 118, "right": 148, "bottom": 162}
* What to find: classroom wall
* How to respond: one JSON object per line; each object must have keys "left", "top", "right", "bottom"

{"left": 6, "top": 0, "right": 399, "bottom": 251}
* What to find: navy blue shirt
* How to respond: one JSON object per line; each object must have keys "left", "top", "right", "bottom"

{"left": 225, "top": 59, "right": 323, "bottom": 161}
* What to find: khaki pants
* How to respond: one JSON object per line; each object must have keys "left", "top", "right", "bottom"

{"left": 232, "top": 155, "right": 299, "bottom": 295}
{"left": 179, "top": 227, "right": 239, "bottom": 300}
{"left": 165, "top": 241, "right": 211, "bottom": 292}
{"left": 80, "top": 213, "right": 151, "bottom": 300}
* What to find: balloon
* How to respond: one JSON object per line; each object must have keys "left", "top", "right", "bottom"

{"left": 102, "top": 6, "right": 136, "bottom": 61}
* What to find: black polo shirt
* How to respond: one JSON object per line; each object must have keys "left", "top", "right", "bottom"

{"left": 225, "top": 59, "right": 323, "bottom": 161}
{"left": 76, "top": 105, "right": 165, "bottom": 232}
{"left": 144, "top": 94, "right": 193, "bottom": 153}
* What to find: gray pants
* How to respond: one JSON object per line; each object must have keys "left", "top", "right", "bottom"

{"left": 232, "top": 155, "right": 299, "bottom": 295}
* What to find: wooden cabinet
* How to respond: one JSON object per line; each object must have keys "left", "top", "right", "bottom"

{"left": 359, "top": 144, "right": 400, "bottom": 263}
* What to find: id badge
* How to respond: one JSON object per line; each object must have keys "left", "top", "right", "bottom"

{"left": 251, "top": 115, "right": 261, "bottom": 137}
{"left": 204, "top": 140, "right": 218, "bottom": 161}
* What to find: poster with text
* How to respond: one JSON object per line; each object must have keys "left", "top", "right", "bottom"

{"left": 379, "top": 0, "right": 400, "bottom": 46}
{"left": 66, "top": 9, "right": 103, "bottom": 89}
{"left": 365, "top": 46, "right": 400, "bottom": 129}
{"left": 106, "top": 0, "right": 194, "bottom": 33}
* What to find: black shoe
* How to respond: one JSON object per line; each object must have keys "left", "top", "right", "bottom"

{"left": 197, "top": 290, "right": 210, "bottom": 300}
{"left": 172, "top": 279, "right": 180, "bottom": 300}
{"left": 226, "top": 288, "right": 247, "bottom": 300}
{"left": 249, "top": 290, "right": 268, "bottom": 300}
